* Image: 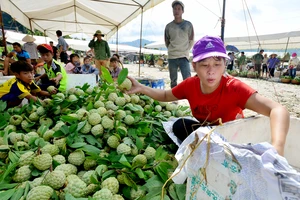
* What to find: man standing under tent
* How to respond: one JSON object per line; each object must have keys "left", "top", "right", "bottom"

{"left": 238, "top": 51, "right": 247, "bottom": 71}
{"left": 88, "top": 30, "right": 111, "bottom": 75}
{"left": 164, "top": 0, "right": 194, "bottom": 88}
{"left": 56, "top": 30, "right": 69, "bottom": 64}
{"left": 252, "top": 49, "right": 264, "bottom": 77}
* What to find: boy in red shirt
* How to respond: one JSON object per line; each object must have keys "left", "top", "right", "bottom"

{"left": 127, "top": 36, "right": 290, "bottom": 156}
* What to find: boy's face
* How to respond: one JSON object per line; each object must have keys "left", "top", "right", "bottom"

{"left": 13, "top": 45, "right": 22, "bottom": 53}
{"left": 84, "top": 59, "right": 90, "bottom": 65}
{"left": 40, "top": 52, "right": 53, "bottom": 63}
{"left": 15, "top": 71, "right": 34, "bottom": 84}
{"left": 111, "top": 61, "right": 118, "bottom": 68}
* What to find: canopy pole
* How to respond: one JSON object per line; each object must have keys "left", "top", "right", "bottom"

{"left": 280, "top": 37, "right": 290, "bottom": 77}
{"left": 0, "top": 6, "right": 8, "bottom": 55}
{"left": 116, "top": 26, "right": 119, "bottom": 53}
{"left": 29, "top": 19, "right": 34, "bottom": 36}
{"left": 138, "top": 7, "right": 144, "bottom": 77}
{"left": 220, "top": 0, "right": 226, "bottom": 41}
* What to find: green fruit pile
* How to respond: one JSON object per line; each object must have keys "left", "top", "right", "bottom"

{"left": 0, "top": 70, "right": 189, "bottom": 200}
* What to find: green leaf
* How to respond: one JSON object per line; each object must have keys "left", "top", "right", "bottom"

{"left": 0, "top": 183, "right": 18, "bottom": 190}
{"left": 0, "top": 100, "right": 7, "bottom": 112}
{"left": 31, "top": 169, "right": 43, "bottom": 177}
{"left": 69, "top": 124, "right": 77, "bottom": 133}
{"left": 102, "top": 170, "right": 117, "bottom": 180}
{"left": 123, "top": 173, "right": 137, "bottom": 189}
{"left": 10, "top": 187, "right": 24, "bottom": 200}
{"left": 86, "top": 101, "right": 94, "bottom": 111}
{"left": 60, "top": 115, "right": 78, "bottom": 123}
{"left": 154, "top": 162, "right": 172, "bottom": 182}
{"left": 83, "top": 135, "right": 100, "bottom": 146}
{"left": 1, "top": 188, "right": 16, "bottom": 200}
{"left": 81, "top": 144, "right": 101, "bottom": 155}
{"left": 144, "top": 175, "right": 164, "bottom": 189}
{"left": 135, "top": 136, "right": 143, "bottom": 150}
{"left": 69, "top": 142, "right": 87, "bottom": 148}
{"left": 101, "top": 66, "right": 113, "bottom": 84}
{"left": 53, "top": 130, "right": 65, "bottom": 137}
{"left": 60, "top": 125, "right": 69, "bottom": 135}
{"left": 168, "top": 185, "right": 179, "bottom": 200}
{"left": 95, "top": 165, "right": 108, "bottom": 177}
{"left": 0, "top": 162, "right": 18, "bottom": 182}
{"left": 90, "top": 173, "right": 98, "bottom": 184}
{"left": 65, "top": 193, "right": 77, "bottom": 200}
{"left": 175, "top": 184, "right": 186, "bottom": 200}
{"left": 117, "top": 68, "right": 128, "bottom": 85}
{"left": 77, "top": 121, "right": 86, "bottom": 132}
{"left": 8, "top": 151, "right": 19, "bottom": 163}
{"left": 119, "top": 154, "right": 132, "bottom": 168}
{"left": 135, "top": 168, "right": 145, "bottom": 179}
{"left": 155, "top": 146, "right": 168, "bottom": 161}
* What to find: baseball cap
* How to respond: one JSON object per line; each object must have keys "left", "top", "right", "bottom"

{"left": 37, "top": 44, "right": 53, "bottom": 53}
{"left": 172, "top": 1, "right": 184, "bottom": 9}
{"left": 94, "top": 30, "right": 104, "bottom": 36}
{"left": 192, "top": 36, "right": 230, "bottom": 62}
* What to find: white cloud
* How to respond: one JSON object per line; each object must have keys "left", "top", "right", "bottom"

{"left": 109, "top": 0, "right": 300, "bottom": 43}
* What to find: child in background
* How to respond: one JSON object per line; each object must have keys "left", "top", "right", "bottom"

{"left": 0, "top": 61, "right": 53, "bottom": 108}
{"left": 65, "top": 53, "right": 81, "bottom": 74}
{"left": 109, "top": 56, "right": 121, "bottom": 80}
{"left": 81, "top": 56, "right": 99, "bottom": 82}
{"left": 289, "top": 53, "right": 299, "bottom": 79}
{"left": 35, "top": 44, "right": 68, "bottom": 92}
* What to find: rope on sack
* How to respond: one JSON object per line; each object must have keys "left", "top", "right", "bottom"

{"left": 161, "top": 118, "right": 225, "bottom": 200}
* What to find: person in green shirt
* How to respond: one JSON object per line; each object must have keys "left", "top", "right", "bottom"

{"left": 88, "top": 30, "right": 111, "bottom": 75}
{"left": 238, "top": 51, "right": 247, "bottom": 71}
{"left": 35, "top": 44, "right": 68, "bottom": 92}
{"left": 252, "top": 49, "right": 264, "bottom": 77}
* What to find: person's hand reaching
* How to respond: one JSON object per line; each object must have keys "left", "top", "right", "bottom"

{"left": 126, "top": 76, "right": 143, "bottom": 95}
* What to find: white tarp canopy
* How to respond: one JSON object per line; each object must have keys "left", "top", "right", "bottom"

{"left": 224, "top": 31, "right": 300, "bottom": 51}
{"left": 1, "top": 0, "right": 165, "bottom": 40}
{"left": 4, "top": 30, "right": 167, "bottom": 55}
{"left": 145, "top": 31, "right": 300, "bottom": 51}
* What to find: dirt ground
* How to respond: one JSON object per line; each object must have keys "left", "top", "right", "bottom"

{"left": 124, "top": 63, "right": 300, "bottom": 118}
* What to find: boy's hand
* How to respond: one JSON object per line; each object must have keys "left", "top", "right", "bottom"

{"left": 50, "top": 78, "right": 60, "bottom": 85}
{"left": 49, "top": 88, "right": 58, "bottom": 94}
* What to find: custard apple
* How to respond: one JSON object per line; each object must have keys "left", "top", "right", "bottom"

{"left": 108, "top": 93, "right": 118, "bottom": 102}
{"left": 39, "top": 117, "right": 53, "bottom": 127}
{"left": 91, "top": 124, "right": 104, "bottom": 137}
{"left": 130, "top": 185, "right": 146, "bottom": 200}
{"left": 9, "top": 115, "right": 23, "bottom": 125}
{"left": 41, "top": 144, "right": 59, "bottom": 156}
{"left": 76, "top": 108, "right": 89, "bottom": 121}
{"left": 84, "top": 158, "right": 97, "bottom": 170}
{"left": 155, "top": 105, "right": 162, "bottom": 112}
{"left": 68, "top": 150, "right": 85, "bottom": 166}
{"left": 30, "top": 177, "right": 43, "bottom": 189}
{"left": 101, "top": 177, "right": 119, "bottom": 194}
{"left": 33, "top": 153, "right": 52, "bottom": 171}
{"left": 116, "top": 143, "right": 131, "bottom": 155}
{"left": 119, "top": 78, "right": 132, "bottom": 91}
{"left": 80, "top": 122, "right": 92, "bottom": 134}
{"left": 47, "top": 85, "right": 56, "bottom": 93}
{"left": 97, "top": 107, "right": 107, "bottom": 116}
{"left": 132, "top": 154, "right": 147, "bottom": 167}
{"left": 19, "top": 151, "right": 35, "bottom": 166}
{"left": 130, "top": 95, "right": 140, "bottom": 104}
{"left": 82, "top": 170, "right": 95, "bottom": 184}
{"left": 26, "top": 185, "right": 53, "bottom": 200}
{"left": 43, "top": 170, "right": 66, "bottom": 189}
{"left": 5, "top": 124, "right": 17, "bottom": 132}
{"left": 53, "top": 154, "right": 66, "bottom": 164}
{"left": 12, "top": 165, "right": 31, "bottom": 182}
{"left": 54, "top": 163, "right": 77, "bottom": 176}
{"left": 93, "top": 188, "right": 113, "bottom": 200}
{"left": 113, "top": 194, "right": 125, "bottom": 200}
{"left": 107, "top": 135, "right": 120, "bottom": 149}
{"left": 53, "top": 137, "right": 66, "bottom": 149}
{"left": 74, "top": 88, "right": 84, "bottom": 96}
{"left": 124, "top": 115, "right": 135, "bottom": 125}
{"left": 94, "top": 100, "right": 105, "bottom": 109}
{"left": 101, "top": 116, "right": 114, "bottom": 129}
{"left": 23, "top": 131, "right": 39, "bottom": 143}
{"left": 115, "top": 97, "right": 126, "bottom": 106}
{"left": 88, "top": 113, "right": 101, "bottom": 126}
{"left": 115, "top": 110, "right": 126, "bottom": 120}
{"left": 144, "top": 146, "right": 156, "bottom": 159}
{"left": 29, "top": 112, "right": 39, "bottom": 122}
{"left": 64, "top": 175, "right": 86, "bottom": 197}
{"left": 68, "top": 94, "right": 78, "bottom": 101}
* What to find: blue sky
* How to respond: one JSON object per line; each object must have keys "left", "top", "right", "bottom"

{"left": 104, "top": 0, "right": 300, "bottom": 44}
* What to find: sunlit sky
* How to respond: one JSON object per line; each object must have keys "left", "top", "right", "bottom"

{"left": 102, "top": 0, "right": 300, "bottom": 44}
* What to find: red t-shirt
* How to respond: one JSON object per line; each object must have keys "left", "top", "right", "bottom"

{"left": 172, "top": 75, "right": 256, "bottom": 124}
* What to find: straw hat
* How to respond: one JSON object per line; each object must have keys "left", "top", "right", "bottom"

{"left": 22, "top": 35, "right": 36, "bottom": 43}
{"left": 270, "top": 53, "right": 277, "bottom": 57}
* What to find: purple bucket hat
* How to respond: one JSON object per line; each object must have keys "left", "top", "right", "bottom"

{"left": 192, "top": 36, "right": 230, "bottom": 62}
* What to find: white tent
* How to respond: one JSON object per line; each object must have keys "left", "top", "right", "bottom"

{"left": 1, "top": 0, "right": 165, "bottom": 40}
{"left": 145, "top": 31, "right": 300, "bottom": 51}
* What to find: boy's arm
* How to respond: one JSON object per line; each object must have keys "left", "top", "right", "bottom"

{"left": 26, "top": 58, "right": 31, "bottom": 65}
{"left": 38, "top": 90, "right": 52, "bottom": 96}
{"left": 50, "top": 74, "right": 62, "bottom": 85}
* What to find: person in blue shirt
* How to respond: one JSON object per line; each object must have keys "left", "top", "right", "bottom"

{"left": 81, "top": 56, "right": 99, "bottom": 82}
{"left": 267, "top": 53, "right": 280, "bottom": 78}
{"left": 2, "top": 42, "right": 31, "bottom": 76}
